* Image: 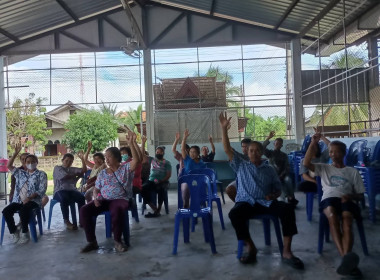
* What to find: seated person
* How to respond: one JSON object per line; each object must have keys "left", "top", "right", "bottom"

{"left": 181, "top": 129, "right": 206, "bottom": 208}
{"left": 225, "top": 138, "right": 251, "bottom": 202}
{"left": 120, "top": 146, "right": 130, "bottom": 163}
{"left": 263, "top": 131, "right": 298, "bottom": 206}
{"left": 141, "top": 146, "right": 172, "bottom": 218}
{"left": 201, "top": 135, "right": 216, "bottom": 163}
{"left": 53, "top": 152, "right": 87, "bottom": 230}
{"left": 80, "top": 131, "right": 142, "bottom": 253}
{"left": 122, "top": 134, "right": 144, "bottom": 196}
{"left": 172, "top": 132, "right": 190, "bottom": 177}
{"left": 219, "top": 112, "right": 303, "bottom": 269}
{"left": 304, "top": 136, "right": 364, "bottom": 277}
{"left": 10, "top": 152, "right": 49, "bottom": 208}
{"left": 3, "top": 144, "right": 47, "bottom": 244}
{"left": 82, "top": 141, "right": 106, "bottom": 203}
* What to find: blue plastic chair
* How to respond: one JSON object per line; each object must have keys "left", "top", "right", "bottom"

{"left": 345, "top": 140, "right": 368, "bottom": 167}
{"left": 1, "top": 207, "right": 44, "bottom": 245}
{"left": 98, "top": 210, "right": 130, "bottom": 247}
{"left": 316, "top": 177, "right": 369, "bottom": 255}
{"left": 80, "top": 169, "right": 92, "bottom": 191}
{"left": 205, "top": 163, "right": 226, "bottom": 204}
{"left": 47, "top": 199, "right": 78, "bottom": 229}
{"left": 173, "top": 174, "right": 217, "bottom": 255}
{"left": 237, "top": 215, "right": 284, "bottom": 259}
{"left": 189, "top": 168, "right": 225, "bottom": 230}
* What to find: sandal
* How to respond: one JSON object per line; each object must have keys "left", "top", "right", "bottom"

{"left": 337, "top": 252, "right": 359, "bottom": 276}
{"left": 80, "top": 241, "right": 99, "bottom": 253}
{"left": 144, "top": 212, "right": 161, "bottom": 218}
{"left": 282, "top": 256, "right": 304, "bottom": 270}
{"left": 114, "top": 241, "right": 128, "bottom": 252}
{"left": 239, "top": 252, "right": 257, "bottom": 264}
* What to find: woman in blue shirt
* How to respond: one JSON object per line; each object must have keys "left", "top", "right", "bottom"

{"left": 180, "top": 129, "right": 206, "bottom": 208}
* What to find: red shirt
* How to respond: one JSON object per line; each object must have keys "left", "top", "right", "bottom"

{"left": 124, "top": 158, "right": 142, "bottom": 190}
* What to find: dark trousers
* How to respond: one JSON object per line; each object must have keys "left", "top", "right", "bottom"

{"left": 80, "top": 199, "right": 129, "bottom": 243}
{"left": 228, "top": 201, "right": 298, "bottom": 241}
{"left": 141, "top": 180, "right": 166, "bottom": 206}
{"left": 2, "top": 201, "right": 39, "bottom": 233}
{"left": 53, "top": 190, "right": 85, "bottom": 224}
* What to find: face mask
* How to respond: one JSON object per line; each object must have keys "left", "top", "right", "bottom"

{"left": 26, "top": 163, "right": 37, "bottom": 170}
{"left": 121, "top": 154, "right": 129, "bottom": 162}
{"left": 155, "top": 154, "right": 164, "bottom": 160}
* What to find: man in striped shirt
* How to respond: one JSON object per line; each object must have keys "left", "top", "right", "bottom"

{"left": 219, "top": 112, "right": 303, "bottom": 269}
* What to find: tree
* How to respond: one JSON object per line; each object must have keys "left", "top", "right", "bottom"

{"left": 62, "top": 109, "right": 118, "bottom": 153}
{"left": 118, "top": 104, "right": 143, "bottom": 132}
{"left": 322, "top": 50, "right": 367, "bottom": 69}
{"left": 6, "top": 94, "right": 52, "bottom": 154}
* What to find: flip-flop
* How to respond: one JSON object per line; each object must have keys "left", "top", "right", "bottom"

{"left": 337, "top": 252, "right": 360, "bottom": 275}
{"left": 144, "top": 212, "right": 161, "bottom": 218}
{"left": 282, "top": 256, "right": 304, "bottom": 270}
{"left": 239, "top": 252, "right": 257, "bottom": 264}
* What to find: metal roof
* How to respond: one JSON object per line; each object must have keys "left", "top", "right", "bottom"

{"left": 0, "top": 0, "right": 378, "bottom": 56}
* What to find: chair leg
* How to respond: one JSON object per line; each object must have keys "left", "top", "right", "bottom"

{"left": 1, "top": 216, "right": 6, "bottom": 245}
{"left": 356, "top": 218, "right": 369, "bottom": 256}
{"left": 218, "top": 183, "right": 225, "bottom": 204}
{"left": 205, "top": 215, "right": 217, "bottom": 254}
{"left": 105, "top": 212, "right": 112, "bottom": 238}
{"left": 48, "top": 199, "right": 58, "bottom": 230}
{"left": 70, "top": 203, "right": 77, "bottom": 226}
{"left": 306, "top": 192, "right": 314, "bottom": 222}
{"left": 318, "top": 214, "right": 326, "bottom": 254}
{"left": 262, "top": 218, "right": 271, "bottom": 246}
{"left": 271, "top": 217, "right": 284, "bottom": 257}
{"left": 172, "top": 214, "right": 181, "bottom": 255}
{"left": 213, "top": 198, "right": 225, "bottom": 230}
{"left": 123, "top": 210, "right": 130, "bottom": 247}
{"left": 164, "top": 190, "right": 169, "bottom": 214}
{"left": 41, "top": 207, "right": 46, "bottom": 222}
{"left": 36, "top": 209, "right": 43, "bottom": 236}
{"left": 183, "top": 217, "right": 190, "bottom": 243}
{"left": 237, "top": 240, "right": 244, "bottom": 259}
{"left": 28, "top": 211, "right": 38, "bottom": 243}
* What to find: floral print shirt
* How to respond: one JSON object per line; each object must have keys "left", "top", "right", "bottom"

{"left": 11, "top": 168, "right": 47, "bottom": 206}
{"left": 95, "top": 163, "right": 134, "bottom": 200}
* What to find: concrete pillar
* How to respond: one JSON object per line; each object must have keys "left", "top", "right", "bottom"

{"left": 290, "top": 39, "right": 305, "bottom": 143}
{"left": 368, "top": 36, "right": 379, "bottom": 90}
{"left": 143, "top": 49, "right": 155, "bottom": 155}
{"left": 0, "top": 56, "right": 7, "bottom": 200}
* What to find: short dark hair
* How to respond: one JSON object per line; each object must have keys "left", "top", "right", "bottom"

{"left": 241, "top": 138, "right": 252, "bottom": 145}
{"left": 106, "top": 147, "right": 122, "bottom": 163}
{"left": 25, "top": 154, "right": 38, "bottom": 164}
{"left": 120, "top": 146, "right": 132, "bottom": 157}
{"left": 274, "top": 138, "right": 283, "bottom": 144}
{"left": 190, "top": 145, "right": 200, "bottom": 155}
{"left": 93, "top": 152, "right": 105, "bottom": 161}
{"left": 250, "top": 141, "right": 264, "bottom": 153}
{"left": 156, "top": 146, "right": 165, "bottom": 153}
{"left": 62, "top": 153, "right": 74, "bottom": 161}
{"left": 185, "top": 144, "right": 190, "bottom": 150}
{"left": 330, "top": 141, "right": 347, "bottom": 155}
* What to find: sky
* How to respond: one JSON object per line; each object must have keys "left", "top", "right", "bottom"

{"left": 4, "top": 42, "right": 369, "bottom": 119}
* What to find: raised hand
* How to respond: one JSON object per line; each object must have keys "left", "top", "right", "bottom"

{"left": 175, "top": 132, "right": 180, "bottom": 141}
{"left": 14, "top": 143, "right": 22, "bottom": 156}
{"left": 268, "top": 131, "right": 275, "bottom": 139}
{"left": 183, "top": 128, "right": 190, "bottom": 138}
{"left": 219, "top": 112, "right": 231, "bottom": 129}
{"left": 208, "top": 135, "right": 213, "bottom": 142}
{"left": 141, "top": 135, "right": 147, "bottom": 144}
{"left": 77, "top": 150, "right": 84, "bottom": 159}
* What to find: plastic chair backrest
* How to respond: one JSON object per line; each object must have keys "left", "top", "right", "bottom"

{"left": 318, "top": 141, "right": 328, "bottom": 153}
{"left": 178, "top": 174, "right": 211, "bottom": 212}
{"left": 301, "top": 135, "right": 312, "bottom": 154}
{"left": 188, "top": 168, "right": 217, "bottom": 193}
{"left": 346, "top": 140, "right": 368, "bottom": 167}
{"left": 371, "top": 140, "right": 380, "bottom": 162}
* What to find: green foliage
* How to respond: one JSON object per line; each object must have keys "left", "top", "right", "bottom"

{"left": 322, "top": 50, "right": 367, "bottom": 69}
{"left": 6, "top": 95, "right": 52, "bottom": 154}
{"left": 62, "top": 109, "right": 118, "bottom": 153}
{"left": 244, "top": 109, "right": 287, "bottom": 140}
{"left": 119, "top": 104, "right": 143, "bottom": 132}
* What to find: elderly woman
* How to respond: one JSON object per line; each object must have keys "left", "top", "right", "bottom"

{"left": 2, "top": 144, "right": 47, "bottom": 244}
{"left": 82, "top": 141, "right": 106, "bottom": 203}
{"left": 53, "top": 152, "right": 86, "bottom": 230}
{"left": 80, "top": 131, "right": 142, "bottom": 253}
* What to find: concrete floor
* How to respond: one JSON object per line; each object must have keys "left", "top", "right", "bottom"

{"left": 0, "top": 192, "right": 379, "bottom": 280}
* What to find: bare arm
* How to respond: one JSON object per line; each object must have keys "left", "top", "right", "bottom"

{"left": 219, "top": 112, "right": 234, "bottom": 161}
{"left": 160, "top": 170, "right": 172, "bottom": 183}
{"left": 84, "top": 141, "right": 95, "bottom": 168}
{"left": 77, "top": 151, "right": 87, "bottom": 175}
{"left": 313, "top": 127, "right": 330, "bottom": 146}
{"left": 7, "top": 143, "right": 22, "bottom": 172}
{"left": 181, "top": 129, "right": 189, "bottom": 159}
{"left": 209, "top": 135, "right": 215, "bottom": 154}
{"left": 172, "top": 132, "right": 180, "bottom": 155}
{"left": 141, "top": 135, "right": 149, "bottom": 164}
{"left": 303, "top": 135, "right": 319, "bottom": 172}
{"left": 302, "top": 173, "right": 317, "bottom": 183}
{"left": 128, "top": 131, "right": 142, "bottom": 171}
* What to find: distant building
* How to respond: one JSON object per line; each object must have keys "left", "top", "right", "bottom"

{"left": 44, "top": 101, "right": 83, "bottom": 156}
